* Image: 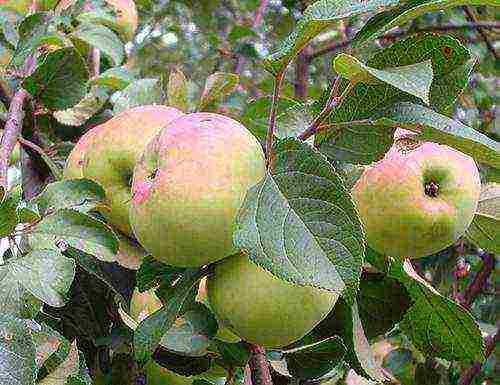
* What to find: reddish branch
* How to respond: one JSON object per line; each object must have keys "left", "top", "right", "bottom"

{"left": 457, "top": 252, "right": 495, "bottom": 310}
{"left": 248, "top": 344, "right": 273, "bottom": 385}
{"left": 253, "top": 0, "right": 270, "bottom": 29}
{"left": 0, "top": 89, "right": 29, "bottom": 188}
{"left": 462, "top": 7, "right": 498, "bottom": 60}
{"left": 458, "top": 326, "right": 499, "bottom": 385}
{"left": 308, "top": 21, "right": 500, "bottom": 60}
{"left": 295, "top": 46, "right": 313, "bottom": 100}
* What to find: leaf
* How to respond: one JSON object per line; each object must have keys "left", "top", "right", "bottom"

{"left": 167, "top": 67, "right": 189, "bottom": 112}
{"left": 284, "top": 336, "right": 347, "bottom": 379}
{"left": 0, "top": 192, "right": 19, "bottom": 237}
{"left": 198, "top": 72, "right": 239, "bottom": 111}
{"left": 0, "top": 249, "right": 75, "bottom": 307}
{"left": 0, "top": 12, "right": 19, "bottom": 46}
{"left": 357, "top": 273, "right": 411, "bottom": 340}
{"left": 159, "top": 303, "right": 218, "bottom": 357}
{"left": 136, "top": 255, "right": 185, "bottom": 292}
{"left": 35, "top": 179, "right": 107, "bottom": 216}
{"left": 89, "top": 67, "right": 135, "bottom": 90}
{"left": 53, "top": 86, "right": 110, "bottom": 126}
{"left": 212, "top": 340, "right": 251, "bottom": 367}
{"left": 28, "top": 209, "right": 119, "bottom": 262}
{"left": 0, "top": 315, "right": 37, "bottom": 385}
{"left": 377, "top": 102, "right": 500, "bottom": 168}
{"left": 333, "top": 54, "right": 433, "bottom": 104}
{"left": 228, "top": 25, "right": 258, "bottom": 43}
{"left": 316, "top": 34, "right": 472, "bottom": 163}
{"left": 466, "top": 183, "right": 500, "bottom": 253}
{"left": 0, "top": 271, "right": 42, "bottom": 318}
{"left": 262, "top": 0, "right": 400, "bottom": 76}
{"left": 29, "top": 322, "right": 69, "bottom": 372}
{"left": 37, "top": 341, "right": 80, "bottom": 385}
{"left": 72, "top": 23, "right": 124, "bottom": 66}
{"left": 234, "top": 138, "right": 363, "bottom": 301}
{"left": 353, "top": 0, "right": 500, "bottom": 46}
{"left": 23, "top": 47, "right": 89, "bottom": 110}
{"left": 276, "top": 102, "right": 313, "bottom": 140}
{"left": 390, "top": 260, "right": 485, "bottom": 364}
{"left": 134, "top": 269, "right": 206, "bottom": 362}
{"left": 113, "top": 78, "right": 163, "bottom": 114}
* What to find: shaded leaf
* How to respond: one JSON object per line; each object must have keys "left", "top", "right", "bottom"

{"left": 0, "top": 192, "right": 19, "bottom": 237}
{"left": 38, "top": 341, "right": 80, "bottom": 384}
{"left": 53, "top": 86, "right": 110, "bottom": 126}
{"left": 89, "top": 66, "right": 135, "bottom": 90}
{"left": 212, "top": 340, "right": 251, "bottom": 367}
{"left": 23, "top": 47, "right": 89, "bottom": 110}
{"left": 28, "top": 209, "right": 119, "bottom": 262}
{"left": 113, "top": 78, "right": 163, "bottom": 114}
{"left": 136, "top": 255, "right": 185, "bottom": 292}
{"left": 198, "top": 72, "right": 239, "bottom": 111}
{"left": 234, "top": 138, "right": 363, "bottom": 301}
{"left": 167, "top": 67, "right": 189, "bottom": 112}
{"left": 72, "top": 23, "right": 124, "bottom": 66}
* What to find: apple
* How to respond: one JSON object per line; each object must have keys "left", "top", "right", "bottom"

{"left": 0, "top": 0, "right": 31, "bottom": 14}
{"left": 143, "top": 361, "right": 193, "bottom": 385}
{"left": 115, "top": 232, "right": 147, "bottom": 270}
{"left": 76, "top": 105, "right": 183, "bottom": 235}
{"left": 129, "top": 112, "right": 266, "bottom": 267}
{"left": 352, "top": 140, "right": 481, "bottom": 258}
{"left": 207, "top": 253, "right": 338, "bottom": 348}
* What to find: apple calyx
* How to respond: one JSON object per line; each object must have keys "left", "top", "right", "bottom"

{"left": 424, "top": 180, "right": 439, "bottom": 197}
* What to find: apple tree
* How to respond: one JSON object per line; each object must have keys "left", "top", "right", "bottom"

{"left": 0, "top": 1, "right": 498, "bottom": 385}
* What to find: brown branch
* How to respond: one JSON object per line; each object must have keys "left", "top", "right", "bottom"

{"left": 309, "top": 22, "right": 500, "bottom": 60}
{"left": 0, "top": 89, "right": 29, "bottom": 188}
{"left": 90, "top": 48, "right": 101, "bottom": 77}
{"left": 294, "top": 46, "right": 312, "bottom": 100}
{"left": 458, "top": 326, "right": 499, "bottom": 385}
{"left": 248, "top": 344, "right": 273, "bottom": 385}
{"left": 462, "top": 7, "right": 498, "bottom": 60}
{"left": 265, "top": 72, "right": 284, "bottom": 169}
{"left": 457, "top": 252, "right": 495, "bottom": 310}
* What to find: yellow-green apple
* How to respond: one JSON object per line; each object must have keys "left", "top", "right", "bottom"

{"left": 78, "top": 105, "right": 183, "bottom": 235}
{"left": 352, "top": 141, "right": 481, "bottom": 258}
{"left": 129, "top": 112, "right": 266, "bottom": 267}
{"left": 0, "top": 0, "right": 30, "bottom": 14}
{"left": 207, "top": 253, "right": 338, "bottom": 348}
{"left": 143, "top": 361, "right": 192, "bottom": 385}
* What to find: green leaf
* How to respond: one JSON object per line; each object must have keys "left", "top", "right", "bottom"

{"left": 23, "top": 47, "right": 89, "bottom": 110}
{"left": 30, "top": 322, "right": 70, "bottom": 377}
{"left": 0, "top": 192, "right": 20, "bottom": 237}
{"left": 333, "top": 54, "right": 433, "bottom": 104}
{"left": 167, "top": 67, "right": 189, "bottom": 112}
{"left": 284, "top": 336, "right": 347, "bottom": 379}
{"left": 0, "top": 315, "right": 37, "bottom": 385}
{"left": 134, "top": 269, "right": 206, "bottom": 362}
{"left": 353, "top": 0, "right": 500, "bottom": 46}
{"left": 234, "top": 138, "right": 363, "bottom": 301}
{"left": 89, "top": 66, "right": 135, "bottom": 90}
{"left": 34, "top": 179, "right": 107, "bottom": 216}
{"left": 113, "top": 78, "right": 163, "bottom": 114}
{"left": 390, "top": 260, "right": 485, "bottom": 364}
{"left": 212, "top": 340, "right": 251, "bottom": 367}
{"left": 262, "top": 0, "right": 400, "bottom": 76}
{"left": 136, "top": 255, "right": 185, "bottom": 292}
{"left": 37, "top": 341, "right": 81, "bottom": 385}
{"left": 228, "top": 25, "right": 258, "bottom": 43}
{"left": 466, "top": 183, "right": 500, "bottom": 253}
{"left": 0, "top": 271, "right": 42, "bottom": 318}
{"left": 159, "top": 303, "right": 218, "bottom": 357}
{"left": 198, "top": 72, "right": 239, "bottom": 111}
{"left": 0, "top": 249, "right": 74, "bottom": 307}
{"left": 28, "top": 209, "right": 119, "bottom": 262}
{"left": 72, "top": 23, "right": 124, "bottom": 66}
{"left": 357, "top": 273, "right": 411, "bottom": 340}
{"left": 53, "top": 86, "right": 110, "bottom": 127}
{"left": 377, "top": 102, "right": 500, "bottom": 168}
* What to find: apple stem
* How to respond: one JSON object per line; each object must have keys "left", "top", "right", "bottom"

{"left": 248, "top": 343, "right": 273, "bottom": 385}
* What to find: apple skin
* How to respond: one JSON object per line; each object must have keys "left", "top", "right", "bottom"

{"left": 143, "top": 361, "right": 193, "bottom": 385}
{"left": 64, "top": 125, "right": 106, "bottom": 179}
{"left": 116, "top": 233, "right": 147, "bottom": 270}
{"left": 79, "top": 105, "right": 184, "bottom": 235}
{"left": 129, "top": 112, "right": 266, "bottom": 267}
{"left": 352, "top": 141, "right": 481, "bottom": 258}
{"left": 207, "top": 253, "right": 338, "bottom": 348}
{"left": 0, "top": 0, "right": 31, "bottom": 14}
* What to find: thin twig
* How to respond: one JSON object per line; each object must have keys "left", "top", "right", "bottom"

{"left": 457, "top": 252, "right": 495, "bottom": 310}
{"left": 294, "top": 45, "right": 313, "bottom": 100}
{"left": 308, "top": 22, "right": 500, "bottom": 60}
{"left": 0, "top": 89, "right": 29, "bottom": 188}
{"left": 458, "top": 325, "right": 499, "bottom": 385}
{"left": 90, "top": 48, "right": 101, "bottom": 77}
{"left": 265, "top": 72, "right": 285, "bottom": 168}
{"left": 462, "top": 7, "right": 498, "bottom": 60}
{"left": 248, "top": 344, "right": 273, "bottom": 385}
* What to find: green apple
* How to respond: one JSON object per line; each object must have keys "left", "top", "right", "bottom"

{"left": 77, "top": 105, "right": 183, "bottom": 235}
{"left": 0, "top": 0, "right": 31, "bottom": 14}
{"left": 207, "top": 253, "right": 338, "bottom": 348}
{"left": 352, "top": 141, "right": 481, "bottom": 258}
{"left": 129, "top": 112, "right": 266, "bottom": 267}
{"left": 143, "top": 361, "right": 193, "bottom": 385}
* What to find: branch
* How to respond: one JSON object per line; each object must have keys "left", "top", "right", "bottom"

{"left": 462, "top": 7, "right": 498, "bottom": 60}
{"left": 308, "top": 22, "right": 500, "bottom": 60}
{"left": 253, "top": 0, "right": 270, "bottom": 29}
{"left": 458, "top": 326, "right": 499, "bottom": 385}
{"left": 0, "top": 89, "right": 29, "bottom": 188}
{"left": 294, "top": 46, "right": 312, "bottom": 100}
{"left": 265, "top": 72, "right": 285, "bottom": 168}
{"left": 248, "top": 344, "right": 273, "bottom": 385}
{"left": 457, "top": 252, "right": 495, "bottom": 310}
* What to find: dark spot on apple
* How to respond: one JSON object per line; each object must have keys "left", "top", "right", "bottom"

{"left": 425, "top": 181, "right": 439, "bottom": 197}
{"left": 148, "top": 168, "right": 158, "bottom": 180}
{"left": 201, "top": 119, "right": 212, "bottom": 123}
